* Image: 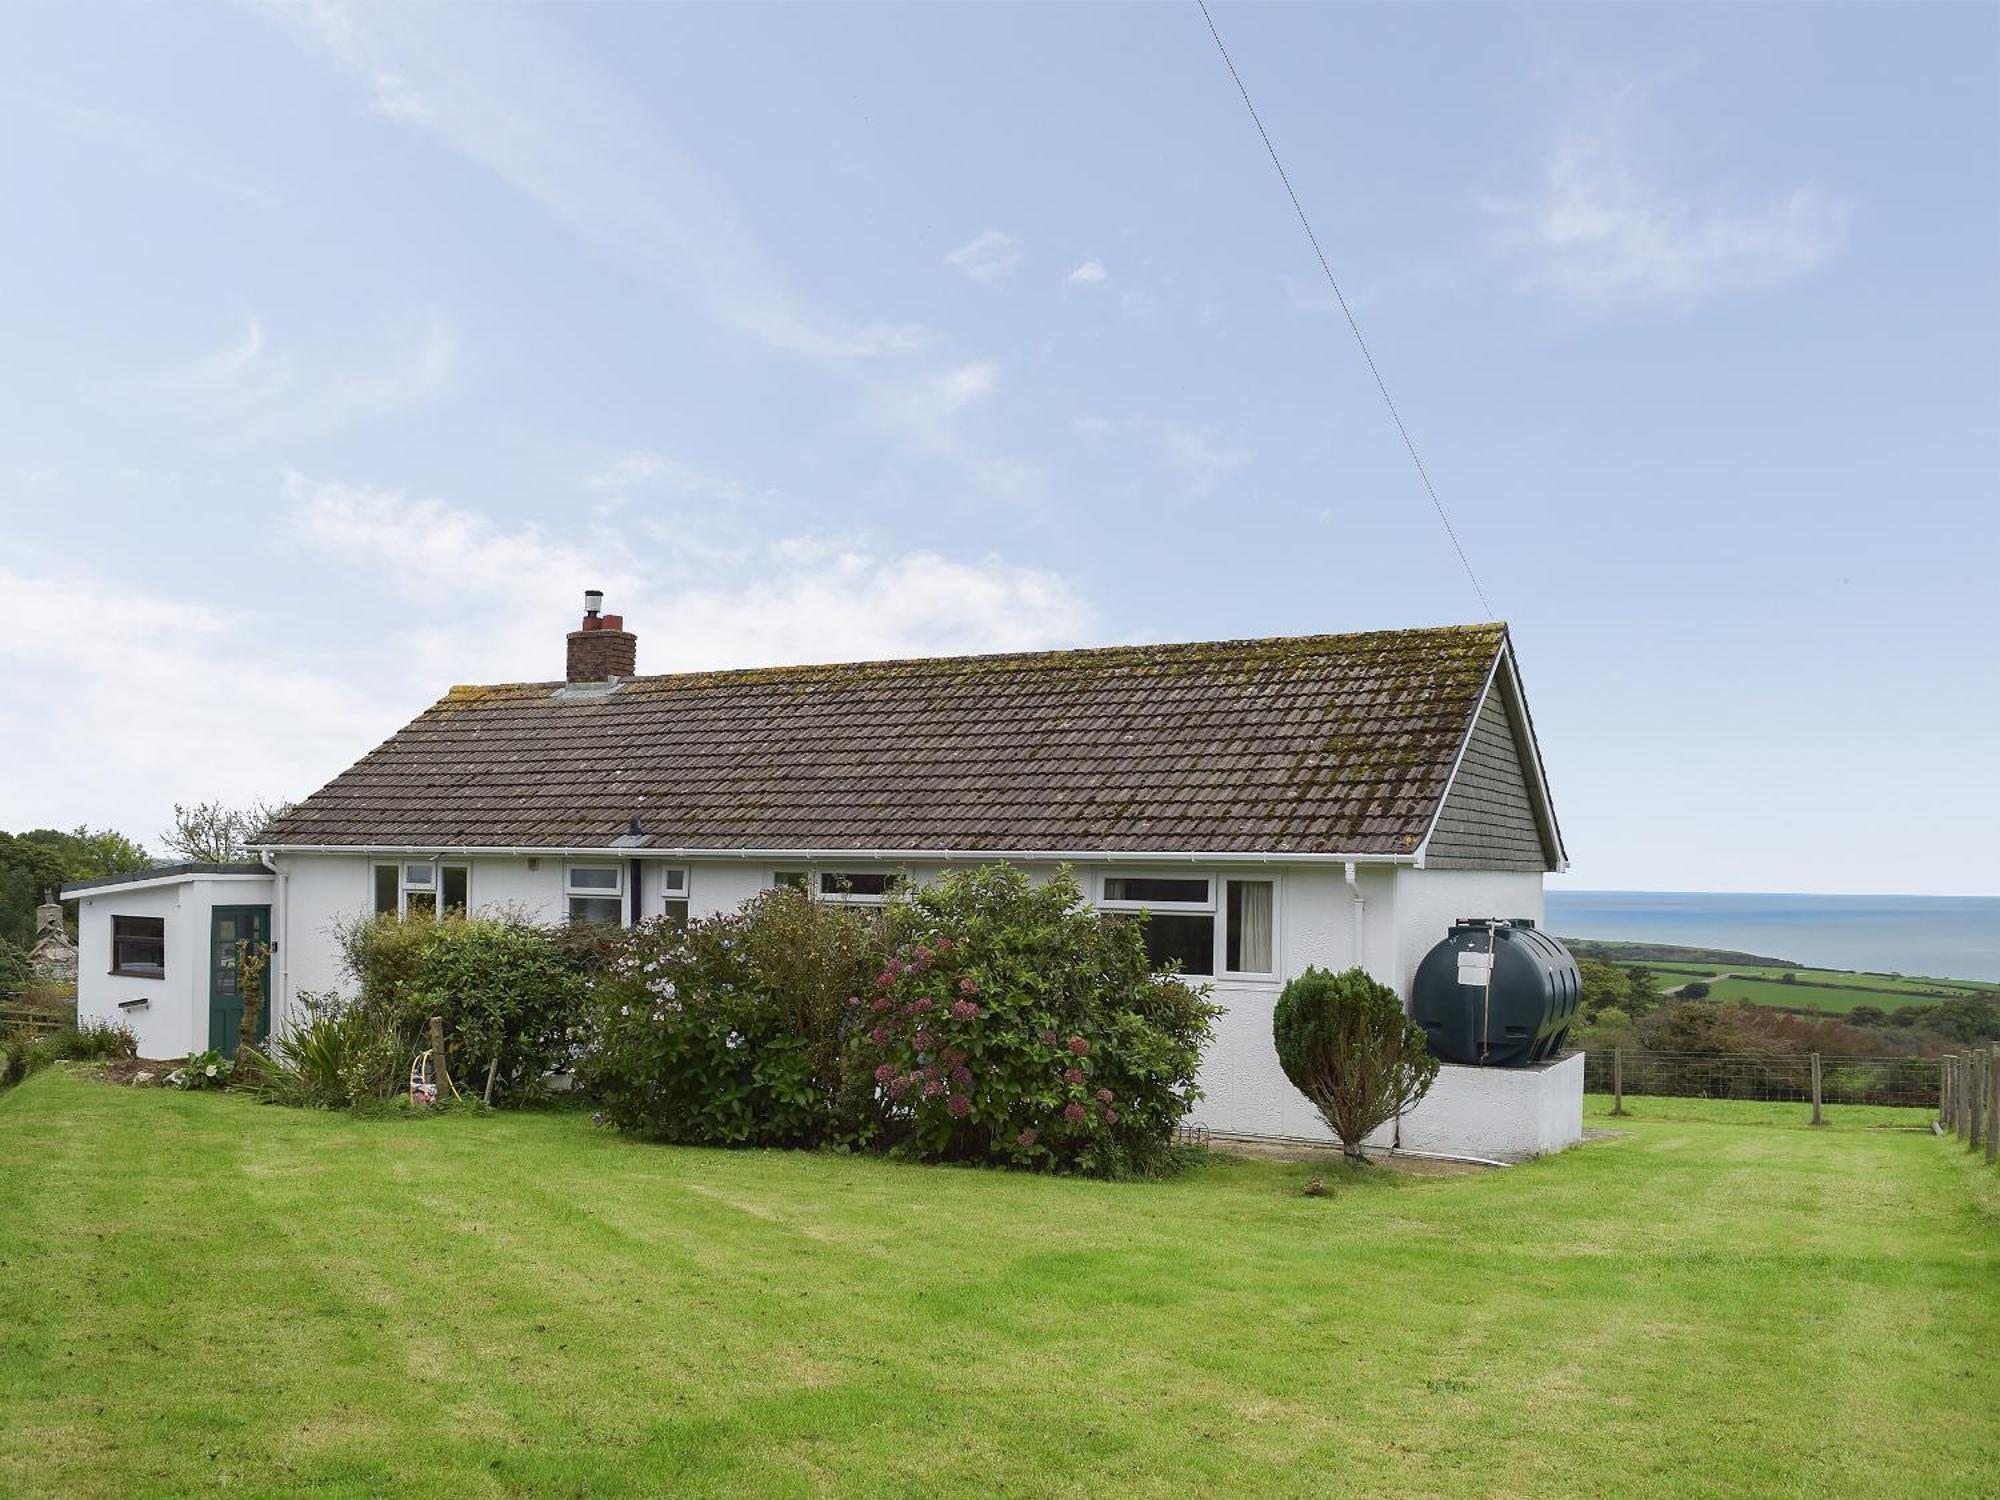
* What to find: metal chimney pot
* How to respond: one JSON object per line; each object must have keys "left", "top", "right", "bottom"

{"left": 583, "top": 589, "right": 604, "bottom": 617}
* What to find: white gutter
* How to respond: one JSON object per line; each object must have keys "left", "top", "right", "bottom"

{"left": 254, "top": 843, "right": 1419, "bottom": 867}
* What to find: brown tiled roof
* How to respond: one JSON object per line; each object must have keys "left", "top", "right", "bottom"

{"left": 260, "top": 623, "right": 1514, "bottom": 856}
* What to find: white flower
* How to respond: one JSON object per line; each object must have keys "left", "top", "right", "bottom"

{"left": 203, "top": 1064, "right": 218, "bottom": 1078}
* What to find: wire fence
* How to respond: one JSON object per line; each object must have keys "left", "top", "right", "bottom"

{"left": 1586, "top": 1048, "right": 1943, "bottom": 1108}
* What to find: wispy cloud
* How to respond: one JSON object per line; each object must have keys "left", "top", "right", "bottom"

{"left": 282, "top": 471, "right": 1096, "bottom": 678}
{"left": 6, "top": 90, "right": 281, "bottom": 205}
{"left": 1066, "top": 258, "right": 1108, "bottom": 287}
{"left": 260, "top": 2, "right": 924, "bottom": 363}
{"left": 1071, "top": 416, "right": 1253, "bottom": 497}
{"left": 0, "top": 556, "right": 385, "bottom": 829}
{"left": 944, "top": 230, "right": 1021, "bottom": 284}
{"left": 1482, "top": 87, "right": 1851, "bottom": 315}
{"left": 153, "top": 310, "right": 458, "bottom": 442}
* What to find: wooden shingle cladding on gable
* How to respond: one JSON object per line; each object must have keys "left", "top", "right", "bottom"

{"left": 1420, "top": 658, "right": 1564, "bottom": 873}
{"left": 259, "top": 622, "right": 1562, "bottom": 863}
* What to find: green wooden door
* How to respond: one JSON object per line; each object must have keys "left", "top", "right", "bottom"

{"left": 208, "top": 905, "right": 271, "bottom": 1054}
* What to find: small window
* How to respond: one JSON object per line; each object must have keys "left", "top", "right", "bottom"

{"left": 654, "top": 867, "right": 690, "bottom": 929}
{"left": 1225, "top": 879, "right": 1275, "bottom": 975}
{"left": 1136, "top": 912, "right": 1215, "bottom": 977}
{"left": 374, "top": 861, "right": 468, "bottom": 918}
{"left": 567, "top": 864, "right": 625, "bottom": 926}
{"left": 111, "top": 915, "right": 165, "bottom": 978}
{"left": 373, "top": 864, "right": 399, "bottom": 915}
{"left": 818, "top": 871, "right": 903, "bottom": 901}
{"left": 771, "top": 871, "right": 809, "bottom": 891}
{"left": 1102, "top": 875, "right": 1211, "bottom": 907}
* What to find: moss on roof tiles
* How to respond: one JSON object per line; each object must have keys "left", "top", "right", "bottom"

{"left": 263, "top": 622, "right": 1517, "bottom": 856}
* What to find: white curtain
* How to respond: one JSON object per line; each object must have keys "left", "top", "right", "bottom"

{"left": 1231, "top": 879, "right": 1273, "bottom": 972}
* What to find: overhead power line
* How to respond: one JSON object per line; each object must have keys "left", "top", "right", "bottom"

{"left": 1195, "top": 0, "right": 1495, "bottom": 621}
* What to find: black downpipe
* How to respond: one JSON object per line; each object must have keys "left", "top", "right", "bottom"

{"left": 629, "top": 859, "right": 642, "bottom": 925}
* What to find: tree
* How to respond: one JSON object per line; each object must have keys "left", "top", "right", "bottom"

{"left": 1682, "top": 981, "right": 1711, "bottom": 1000}
{"left": 0, "top": 826, "right": 151, "bottom": 947}
{"left": 1272, "top": 966, "right": 1439, "bottom": 1163}
{"left": 1578, "top": 959, "right": 1633, "bottom": 1021}
{"left": 159, "top": 800, "right": 291, "bottom": 863}
{"left": 1622, "top": 964, "right": 1662, "bottom": 1019}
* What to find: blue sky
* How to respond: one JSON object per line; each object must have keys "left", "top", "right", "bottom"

{"left": 1, "top": 2, "right": 1994, "bottom": 895}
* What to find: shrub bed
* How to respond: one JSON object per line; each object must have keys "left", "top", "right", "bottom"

{"left": 320, "top": 864, "right": 1219, "bottom": 1176}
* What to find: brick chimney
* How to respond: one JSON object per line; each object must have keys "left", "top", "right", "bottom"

{"left": 566, "top": 589, "right": 637, "bottom": 683}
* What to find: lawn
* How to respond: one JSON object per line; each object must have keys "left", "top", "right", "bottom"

{"left": 2, "top": 1069, "right": 1995, "bottom": 1498}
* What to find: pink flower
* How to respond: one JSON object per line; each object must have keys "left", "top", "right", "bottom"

{"left": 888, "top": 1075, "right": 912, "bottom": 1099}
{"left": 913, "top": 1028, "right": 937, "bottom": 1053}
{"left": 950, "top": 999, "right": 980, "bottom": 1021}
{"left": 1068, "top": 1036, "right": 1089, "bottom": 1056}
{"left": 922, "top": 1078, "right": 944, "bottom": 1098}
{"left": 958, "top": 975, "right": 980, "bottom": 995}
{"left": 847, "top": 995, "right": 863, "bottom": 1008}
{"left": 1103, "top": 1108, "right": 1119, "bottom": 1125}
{"left": 1095, "top": 1088, "right": 1114, "bottom": 1104}
{"left": 1063, "top": 1102, "right": 1087, "bottom": 1125}
{"left": 871, "top": 996, "right": 893, "bottom": 1014}
{"left": 934, "top": 936, "right": 954, "bottom": 952}
{"left": 1017, "top": 1127, "right": 1038, "bottom": 1148}
{"left": 873, "top": 1062, "right": 898, "bottom": 1084}
{"left": 950, "top": 1065, "right": 973, "bottom": 1089}
{"left": 1040, "top": 1029, "right": 1059, "bottom": 1047}
{"left": 875, "top": 969, "right": 899, "bottom": 990}
{"left": 947, "top": 1094, "right": 971, "bottom": 1119}
{"left": 908, "top": 997, "right": 934, "bottom": 1014}
{"left": 869, "top": 1026, "right": 890, "bottom": 1046}
{"left": 1064, "top": 1067, "right": 1085, "bottom": 1086}
{"left": 914, "top": 944, "right": 934, "bottom": 967}
{"left": 942, "top": 1047, "right": 967, "bottom": 1069}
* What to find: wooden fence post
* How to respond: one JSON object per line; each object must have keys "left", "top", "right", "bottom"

{"left": 1940, "top": 1055, "right": 1952, "bottom": 1129}
{"left": 1957, "top": 1055, "right": 1972, "bottom": 1143}
{"left": 1809, "top": 1052, "right": 1825, "bottom": 1127}
{"left": 429, "top": 1015, "right": 453, "bottom": 1098}
{"left": 1986, "top": 1047, "right": 1998, "bottom": 1167}
{"left": 1972, "top": 1052, "right": 1986, "bottom": 1153}
{"left": 1611, "top": 1046, "right": 1626, "bottom": 1117}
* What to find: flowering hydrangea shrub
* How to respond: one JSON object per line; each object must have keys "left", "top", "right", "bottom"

{"left": 849, "top": 865, "right": 1218, "bottom": 1177}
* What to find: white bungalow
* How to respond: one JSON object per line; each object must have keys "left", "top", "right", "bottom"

{"left": 71, "top": 595, "right": 1580, "bottom": 1157}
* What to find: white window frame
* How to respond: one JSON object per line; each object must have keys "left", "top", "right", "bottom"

{"left": 769, "top": 868, "right": 907, "bottom": 905}
{"left": 565, "top": 863, "right": 627, "bottom": 926}
{"left": 374, "top": 859, "right": 469, "bottom": 917}
{"left": 1094, "top": 871, "right": 1280, "bottom": 981}
{"left": 654, "top": 866, "right": 690, "bottom": 927}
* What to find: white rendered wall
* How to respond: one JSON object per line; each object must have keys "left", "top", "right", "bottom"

{"left": 1363, "top": 1052, "right": 1585, "bottom": 1160}
{"left": 1385, "top": 866, "right": 1543, "bottom": 1000}
{"left": 76, "top": 875, "right": 273, "bottom": 1058}
{"left": 1189, "top": 863, "right": 1573, "bottom": 1159}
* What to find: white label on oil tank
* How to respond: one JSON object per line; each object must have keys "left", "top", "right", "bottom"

{"left": 1457, "top": 951, "right": 1494, "bottom": 986}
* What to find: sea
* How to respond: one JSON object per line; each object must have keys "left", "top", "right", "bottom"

{"left": 1542, "top": 891, "right": 2000, "bottom": 984}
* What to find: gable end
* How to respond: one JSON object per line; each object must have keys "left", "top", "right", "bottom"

{"left": 1422, "top": 683, "right": 1555, "bottom": 872}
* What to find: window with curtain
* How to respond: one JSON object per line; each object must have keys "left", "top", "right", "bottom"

{"left": 1225, "top": 879, "right": 1275, "bottom": 974}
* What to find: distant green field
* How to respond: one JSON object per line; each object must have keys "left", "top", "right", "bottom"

{"left": 1630, "top": 960, "right": 1994, "bottom": 1015}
